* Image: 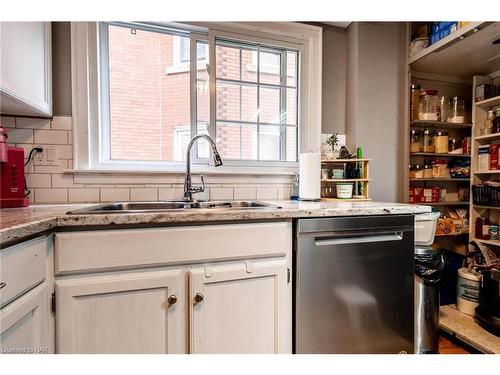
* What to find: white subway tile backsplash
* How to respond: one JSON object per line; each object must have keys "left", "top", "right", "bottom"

{"left": 158, "top": 188, "right": 184, "bottom": 201}
{"left": 68, "top": 188, "right": 100, "bottom": 203}
{"left": 9, "top": 115, "right": 292, "bottom": 205}
{"left": 57, "top": 145, "right": 73, "bottom": 160}
{"left": 130, "top": 188, "right": 158, "bottom": 201}
{"left": 256, "top": 187, "right": 278, "bottom": 200}
{"left": 1, "top": 116, "right": 15, "bottom": 128}
{"left": 16, "top": 118, "right": 51, "bottom": 130}
{"left": 26, "top": 174, "right": 52, "bottom": 188}
{"left": 234, "top": 187, "right": 257, "bottom": 200}
{"left": 210, "top": 187, "right": 234, "bottom": 200}
{"left": 51, "top": 117, "right": 72, "bottom": 130}
{"left": 35, "top": 188, "right": 68, "bottom": 203}
{"left": 100, "top": 188, "right": 130, "bottom": 202}
{"left": 52, "top": 173, "right": 77, "bottom": 188}
{"left": 6, "top": 128, "right": 34, "bottom": 144}
{"left": 34, "top": 130, "right": 67, "bottom": 144}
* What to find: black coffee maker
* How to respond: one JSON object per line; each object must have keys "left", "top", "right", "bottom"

{"left": 475, "top": 269, "right": 500, "bottom": 337}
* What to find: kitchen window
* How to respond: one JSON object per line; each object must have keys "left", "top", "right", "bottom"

{"left": 71, "top": 22, "right": 321, "bottom": 172}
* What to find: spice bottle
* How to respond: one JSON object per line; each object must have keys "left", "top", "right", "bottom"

{"left": 493, "top": 108, "right": 500, "bottom": 134}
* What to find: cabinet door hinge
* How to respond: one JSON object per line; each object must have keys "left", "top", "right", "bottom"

{"left": 287, "top": 267, "right": 291, "bottom": 284}
{"left": 51, "top": 292, "right": 56, "bottom": 314}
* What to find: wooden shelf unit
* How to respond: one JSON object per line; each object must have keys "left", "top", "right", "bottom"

{"left": 475, "top": 95, "right": 500, "bottom": 109}
{"left": 320, "top": 159, "right": 371, "bottom": 201}
{"left": 410, "top": 120, "right": 473, "bottom": 130}
{"left": 410, "top": 152, "right": 470, "bottom": 158}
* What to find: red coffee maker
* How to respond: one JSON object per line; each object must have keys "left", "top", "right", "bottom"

{"left": 0, "top": 126, "right": 30, "bottom": 208}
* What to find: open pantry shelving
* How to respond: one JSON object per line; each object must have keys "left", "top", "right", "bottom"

{"left": 404, "top": 22, "right": 500, "bottom": 256}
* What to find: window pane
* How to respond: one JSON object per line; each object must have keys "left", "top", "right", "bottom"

{"left": 241, "top": 48, "right": 257, "bottom": 82}
{"left": 107, "top": 25, "right": 190, "bottom": 162}
{"left": 259, "top": 50, "right": 281, "bottom": 85}
{"left": 216, "top": 43, "right": 241, "bottom": 81}
{"left": 197, "top": 123, "right": 209, "bottom": 159}
{"left": 285, "top": 88, "right": 297, "bottom": 125}
{"left": 285, "top": 126, "right": 297, "bottom": 161}
{"left": 241, "top": 124, "right": 258, "bottom": 160}
{"left": 216, "top": 82, "right": 258, "bottom": 122}
{"left": 259, "top": 87, "right": 280, "bottom": 124}
{"left": 216, "top": 122, "right": 241, "bottom": 159}
{"left": 259, "top": 126, "right": 281, "bottom": 161}
{"left": 286, "top": 51, "right": 298, "bottom": 87}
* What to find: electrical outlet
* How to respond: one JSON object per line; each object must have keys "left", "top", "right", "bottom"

{"left": 34, "top": 145, "right": 59, "bottom": 166}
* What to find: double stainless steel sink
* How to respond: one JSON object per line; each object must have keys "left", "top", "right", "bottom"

{"left": 67, "top": 200, "right": 281, "bottom": 214}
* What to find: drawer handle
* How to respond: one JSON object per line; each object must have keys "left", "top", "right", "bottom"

{"left": 0, "top": 282, "right": 6, "bottom": 290}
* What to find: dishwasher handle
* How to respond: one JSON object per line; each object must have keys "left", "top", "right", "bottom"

{"left": 314, "top": 231, "right": 404, "bottom": 247}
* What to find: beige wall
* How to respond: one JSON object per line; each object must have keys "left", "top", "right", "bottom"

{"left": 322, "top": 25, "right": 347, "bottom": 134}
{"left": 345, "top": 22, "right": 405, "bottom": 203}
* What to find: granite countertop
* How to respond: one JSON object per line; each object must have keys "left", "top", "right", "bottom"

{"left": 0, "top": 201, "right": 430, "bottom": 247}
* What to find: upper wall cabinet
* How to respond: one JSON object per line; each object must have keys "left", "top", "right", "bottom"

{"left": 0, "top": 22, "right": 52, "bottom": 117}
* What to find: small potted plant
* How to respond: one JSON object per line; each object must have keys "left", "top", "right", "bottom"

{"left": 325, "top": 133, "right": 339, "bottom": 160}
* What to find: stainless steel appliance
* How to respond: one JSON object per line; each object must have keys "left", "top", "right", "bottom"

{"left": 475, "top": 269, "right": 500, "bottom": 337}
{"left": 295, "top": 215, "right": 415, "bottom": 354}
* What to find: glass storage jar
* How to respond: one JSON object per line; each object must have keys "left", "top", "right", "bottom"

{"left": 423, "top": 164, "right": 433, "bottom": 178}
{"left": 434, "top": 131, "right": 449, "bottom": 153}
{"left": 481, "top": 109, "right": 495, "bottom": 135}
{"left": 419, "top": 90, "right": 439, "bottom": 121}
{"left": 410, "top": 129, "right": 423, "bottom": 153}
{"left": 423, "top": 129, "right": 434, "bottom": 152}
{"left": 410, "top": 84, "right": 421, "bottom": 121}
{"left": 447, "top": 96, "right": 466, "bottom": 123}
{"left": 439, "top": 96, "right": 451, "bottom": 122}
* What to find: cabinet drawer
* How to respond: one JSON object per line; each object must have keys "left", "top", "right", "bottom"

{"left": 55, "top": 222, "right": 291, "bottom": 274}
{"left": 0, "top": 237, "right": 47, "bottom": 308}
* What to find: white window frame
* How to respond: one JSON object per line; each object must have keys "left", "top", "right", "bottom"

{"left": 70, "top": 22, "right": 322, "bottom": 174}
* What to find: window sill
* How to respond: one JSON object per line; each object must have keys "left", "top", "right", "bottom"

{"left": 64, "top": 168, "right": 296, "bottom": 176}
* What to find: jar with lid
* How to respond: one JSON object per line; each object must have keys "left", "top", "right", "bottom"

{"left": 410, "top": 84, "right": 421, "bottom": 121}
{"left": 447, "top": 96, "right": 466, "bottom": 123}
{"left": 423, "top": 129, "right": 434, "bottom": 152}
{"left": 493, "top": 108, "right": 500, "bottom": 134}
{"left": 475, "top": 217, "right": 490, "bottom": 240}
{"left": 432, "top": 159, "right": 449, "bottom": 178}
{"left": 410, "top": 164, "right": 424, "bottom": 179}
{"left": 434, "top": 131, "right": 449, "bottom": 153}
{"left": 419, "top": 90, "right": 439, "bottom": 121}
{"left": 410, "top": 129, "right": 423, "bottom": 153}
{"left": 423, "top": 164, "right": 433, "bottom": 178}
{"left": 482, "top": 110, "right": 495, "bottom": 135}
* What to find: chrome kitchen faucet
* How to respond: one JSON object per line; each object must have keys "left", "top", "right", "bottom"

{"left": 183, "top": 134, "right": 223, "bottom": 202}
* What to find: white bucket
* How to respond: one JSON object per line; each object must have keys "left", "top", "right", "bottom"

{"left": 336, "top": 183, "right": 353, "bottom": 199}
{"left": 456, "top": 267, "right": 481, "bottom": 316}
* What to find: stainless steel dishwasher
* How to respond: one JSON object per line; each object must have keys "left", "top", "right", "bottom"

{"left": 294, "top": 215, "right": 415, "bottom": 354}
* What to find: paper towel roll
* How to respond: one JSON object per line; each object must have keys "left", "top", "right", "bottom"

{"left": 299, "top": 152, "right": 321, "bottom": 201}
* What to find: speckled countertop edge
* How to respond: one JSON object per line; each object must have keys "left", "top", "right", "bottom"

{"left": 0, "top": 201, "right": 431, "bottom": 247}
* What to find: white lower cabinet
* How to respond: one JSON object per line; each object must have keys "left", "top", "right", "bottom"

{"left": 189, "top": 259, "right": 291, "bottom": 354}
{"left": 53, "top": 222, "right": 292, "bottom": 354}
{"left": 55, "top": 268, "right": 185, "bottom": 354}
{"left": 0, "top": 282, "right": 49, "bottom": 354}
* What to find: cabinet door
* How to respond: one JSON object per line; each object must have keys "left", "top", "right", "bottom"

{"left": 0, "top": 282, "right": 49, "bottom": 354}
{"left": 0, "top": 22, "right": 52, "bottom": 116}
{"left": 190, "top": 259, "right": 291, "bottom": 354}
{"left": 55, "top": 268, "right": 184, "bottom": 354}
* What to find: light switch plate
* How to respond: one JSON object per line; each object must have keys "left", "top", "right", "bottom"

{"left": 34, "top": 145, "right": 59, "bottom": 166}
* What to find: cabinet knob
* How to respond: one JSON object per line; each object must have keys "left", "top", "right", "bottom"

{"left": 167, "top": 295, "right": 177, "bottom": 305}
{"left": 194, "top": 293, "right": 204, "bottom": 304}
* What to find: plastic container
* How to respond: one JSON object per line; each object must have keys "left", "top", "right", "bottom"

{"left": 414, "top": 212, "right": 441, "bottom": 246}
{"left": 456, "top": 268, "right": 481, "bottom": 316}
{"left": 336, "top": 183, "right": 353, "bottom": 199}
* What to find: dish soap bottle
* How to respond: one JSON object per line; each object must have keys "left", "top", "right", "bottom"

{"left": 290, "top": 173, "right": 300, "bottom": 200}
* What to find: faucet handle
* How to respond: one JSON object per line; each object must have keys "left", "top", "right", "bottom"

{"left": 191, "top": 175, "right": 206, "bottom": 194}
